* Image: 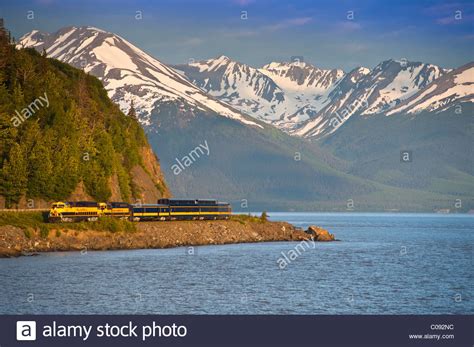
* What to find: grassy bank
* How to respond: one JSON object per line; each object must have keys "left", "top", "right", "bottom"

{"left": 0, "top": 211, "right": 136, "bottom": 235}
{"left": 230, "top": 212, "right": 269, "bottom": 224}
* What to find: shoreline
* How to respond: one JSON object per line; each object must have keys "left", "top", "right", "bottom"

{"left": 0, "top": 218, "right": 335, "bottom": 258}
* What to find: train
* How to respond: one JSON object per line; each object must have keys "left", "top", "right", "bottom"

{"left": 48, "top": 199, "right": 232, "bottom": 223}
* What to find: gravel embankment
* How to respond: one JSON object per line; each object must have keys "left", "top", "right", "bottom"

{"left": 0, "top": 219, "right": 335, "bottom": 258}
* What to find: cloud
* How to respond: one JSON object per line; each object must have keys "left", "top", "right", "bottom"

{"left": 216, "top": 17, "right": 311, "bottom": 40}
{"left": 436, "top": 13, "right": 474, "bottom": 25}
{"left": 181, "top": 37, "right": 204, "bottom": 46}
{"left": 424, "top": 2, "right": 463, "bottom": 15}
{"left": 341, "top": 42, "right": 367, "bottom": 53}
{"left": 287, "top": 17, "right": 313, "bottom": 26}
{"left": 263, "top": 17, "right": 312, "bottom": 32}
{"left": 436, "top": 16, "right": 458, "bottom": 25}
{"left": 422, "top": 2, "right": 474, "bottom": 25}
{"left": 336, "top": 21, "right": 362, "bottom": 32}
{"left": 222, "top": 30, "right": 258, "bottom": 38}
{"left": 232, "top": 0, "right": 256, "bottom": 5}
{"left": 377, "top": 26, "right": 416, "bottom": 39}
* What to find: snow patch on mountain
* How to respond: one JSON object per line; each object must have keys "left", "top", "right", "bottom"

{"left": 387, "top": 63, "right": 474, "bottom": 115}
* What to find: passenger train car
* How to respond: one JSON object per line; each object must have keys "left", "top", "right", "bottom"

{"left": 48, "top": 199, "right": 231, "bottom": 222}
{"left": 132, "top": 199, "right": 231, "bottom": 221}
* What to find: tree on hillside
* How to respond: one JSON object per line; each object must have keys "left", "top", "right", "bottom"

{"left": 27, "top": 142, "right": 53, "bottom": 198}
{"left": 127, "top": 100, "right": 137, "bottom": 119}
{"left": 0, "top": 143, "right": 28, "bottom": 207}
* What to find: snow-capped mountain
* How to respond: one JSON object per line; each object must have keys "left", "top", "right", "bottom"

{"left": 18, "top": 26, "right": 262, "bottom": 128}
{"left": 387, "top": 62, "right": 474, "bottom": 115}
{"left": 173, "top": 56, "right": 287, "bottom": 123}
{"left": 259, "top": 61, "right": 344, "bottom": 92}
{"left": 174, "top": 58, "right": 344, "bottom": 128}
{"left": 292, "top": 60, "right": 448, "bottom": 138}
{"left": 19, "top": 26, "right": 473, "bottom": 141}
{"left": 177, "top": 56, "right": 462, "bottom": 139}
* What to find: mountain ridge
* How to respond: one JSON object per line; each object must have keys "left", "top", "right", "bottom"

{"left": 17, "top": 25, "right": 474, "bottom": 211}
{"left": 19, "top": 27, "right": 473, "bottom": 141}
{"left": 18, "top": 26, "right": 263, "bottom": 129}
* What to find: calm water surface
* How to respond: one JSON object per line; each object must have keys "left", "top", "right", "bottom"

{"left": 1, "top": 213, "right": 472, "bottom": 314}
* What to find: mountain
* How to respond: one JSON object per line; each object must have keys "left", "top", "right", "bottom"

{"left": 387, "top": 62, "right": 474, "bottom": 115}
{"left": 18, "top": 26, "right": 261, "bottom": 129}
{"left": 287, "top": 59, "right": 447, "bottom": 138}
{"left": 290, "top": 66, "right": 371, "bottom": 138}
{"left": 18, "top": 26, "right": 384, "bottom": 210}
{"left": 260, "top": 61, "right": 344, "bottom": 92}
{"left": 0, "top": 25, "right": 169, "bottom": 208}
{"left": 176, "top": 57, "right": 461, "bottom": 140}
{"left": 174, "top": 58, "right": 344, "bottom": 130}
{"left": 321, "top": 105, "right": 474, "bottom": 207}
{"left": 172, "top": 56, "right": 286, "bottom": 124}
{"left": 18, "top": 26, "right": 474, "bottom": 211}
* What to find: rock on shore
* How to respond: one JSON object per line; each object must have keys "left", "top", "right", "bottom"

{"left": 0, "top": 220, "right": 336, "bottom": 257}
{"left": 306, "top": 225, "right": 336, "bottom": 241}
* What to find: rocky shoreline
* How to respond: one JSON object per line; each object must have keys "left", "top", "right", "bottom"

{"left": 0, "top": 219, "right": 336, "bottom": 258}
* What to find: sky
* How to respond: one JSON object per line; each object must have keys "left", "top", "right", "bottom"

{"left": 0, "top": 0, "right": 473, "bottom": 71}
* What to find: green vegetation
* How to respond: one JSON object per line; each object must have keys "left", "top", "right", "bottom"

{"left": 0, "top": 211, "right": 136, "bottom": 233}
{"left": 23, "top": 229, "right": 31, "bottom": 239}
{"left": 0, "top": 210, "right": 46, "bottom": 229}
{"left": 230, "top": 213, "right": 266, "bottom": 224}
{"left": 0, "top": 23, "right": 152, "bottom": 207}
{"left": 77, "top": 218, "right": 136, "bottom": 233}
{"left": 39, "top": 224, "right": 49, "bottom": 238}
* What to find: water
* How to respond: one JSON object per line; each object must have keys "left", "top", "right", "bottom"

{"left": 0, "top": 213, "right": 472, "bottom": 314}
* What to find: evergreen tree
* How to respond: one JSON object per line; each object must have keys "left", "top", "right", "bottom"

{"left": 0, "top": 143, "right": 28, "bottom": 207}
{"left": 27, "top": 141, "right": 53, "bottom": 198}
{"left": 127, "top": 100, "right": 137, "bottom": 119}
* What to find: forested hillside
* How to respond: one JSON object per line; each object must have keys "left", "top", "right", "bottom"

{"left": 0, "top": 23, "right": 169, "bottom": 208}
